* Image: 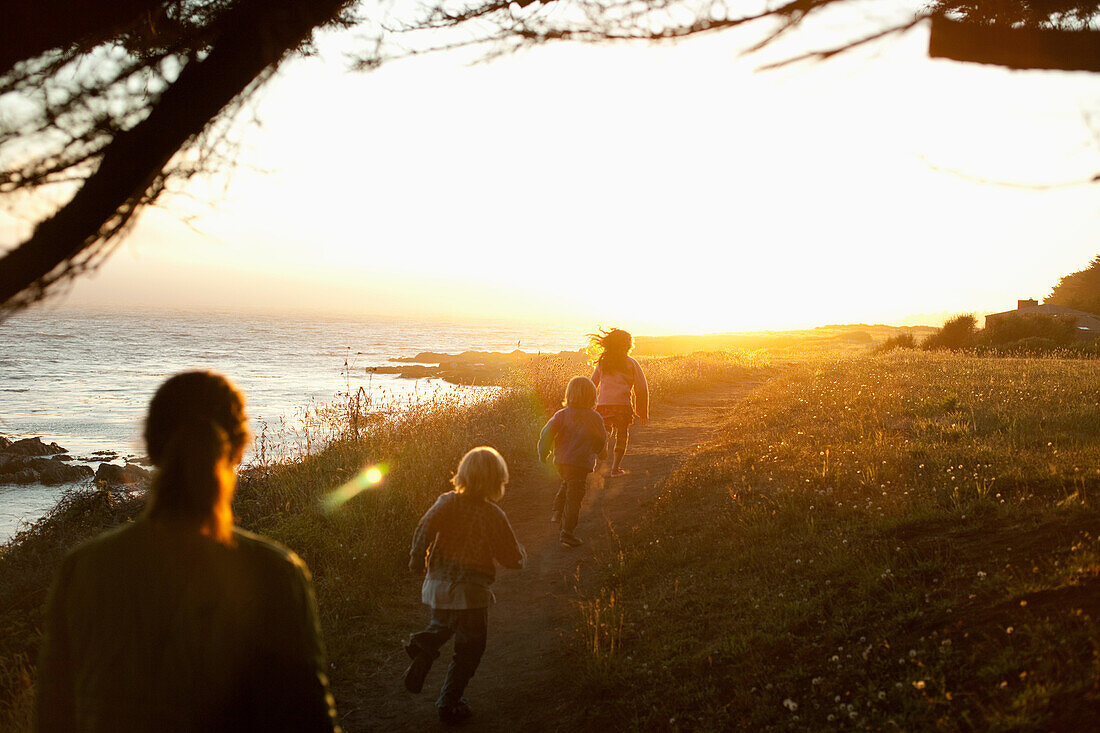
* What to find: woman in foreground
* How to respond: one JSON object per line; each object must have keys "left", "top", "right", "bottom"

{"left": 36, "top": 371, "right": 340, "bottom": 732}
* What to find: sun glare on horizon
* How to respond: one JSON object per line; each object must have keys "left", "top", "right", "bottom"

{"left": 11, "top": 15, "right": 1097, "bottom": 335}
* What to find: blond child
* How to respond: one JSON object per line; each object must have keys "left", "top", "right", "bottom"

{"left": 589, "top": 328, "right": 649, "bottom": 476}
{"left": 537, "top": 376, "right": 607, "bottom": 547}
{"left": 404, "top": 446, "right": 526, "bottom": 725}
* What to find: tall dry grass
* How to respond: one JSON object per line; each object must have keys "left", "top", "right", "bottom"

{"left": 575, "top": 350, "right": 1099, "bottom": 730}
{"left": 0, "top": 348, "right": 763, "bottom": 730}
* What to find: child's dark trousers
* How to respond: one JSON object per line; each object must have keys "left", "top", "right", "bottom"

{"left": 553, "top": 465, "right": 589, "bottom": 534}
{"left": 409, "top": 607, "right": 488, "bottom": 707}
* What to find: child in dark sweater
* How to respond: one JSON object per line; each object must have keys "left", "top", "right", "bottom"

{"left": 537, "top": 376, "right": 607, "bottom": 547}
{"left": 405, "top": 446, "right": 526, "bottom": 725}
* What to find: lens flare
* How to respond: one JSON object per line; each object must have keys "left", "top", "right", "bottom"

{"left": 320, "top": 463, "right": 388, "bottom": 514}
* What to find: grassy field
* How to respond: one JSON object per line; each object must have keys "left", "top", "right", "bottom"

{"left": 3, "top": 347, "right": 1095, "bottom": 730}
{"left": 0, "top": 348, "right": 766, "bottom": 730}
{"left": 573, "top": 351, "right": 1099, "bottom": 731}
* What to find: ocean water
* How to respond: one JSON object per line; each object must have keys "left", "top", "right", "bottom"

{"left": 0, "top": 306, "right": 585, "bottom": 541}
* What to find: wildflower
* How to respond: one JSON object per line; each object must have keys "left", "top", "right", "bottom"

{"left": 783, "top": 699, "right": 798, "bottom": 711}
{"left": 913, "top": 680, "right": 926, "bottom": 690}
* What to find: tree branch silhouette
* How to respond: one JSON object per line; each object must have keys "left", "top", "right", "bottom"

{"left": 1, "top": 0, "right": 1097, "bottom": 313}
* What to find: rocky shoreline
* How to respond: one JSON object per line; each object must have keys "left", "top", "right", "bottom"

{"left": 0, "top": 436, "right": 152, "bottom": 488}
{"left": 372, "top": 349, "right": 585, "bottom": 385}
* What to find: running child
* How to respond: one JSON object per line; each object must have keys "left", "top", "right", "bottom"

{"left": 404, "top": 446, "right": 526, "bottom": 725}
{"left": 589, "top": 328, "right": 649, "bottom": 477}
{"left": 537, "top": 376, "right": 607, "bottom": 548}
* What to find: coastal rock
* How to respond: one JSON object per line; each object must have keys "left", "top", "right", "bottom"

{"left": 7, "top": 437, "right": 68, "bottom": 456}
{"left": 27, "top": 457, "right": 61, "bottom": 472}
{"left": 380, "top": 349, "right": 585, "bottom": 387}
{"left": 0, "top": 456, "right": 31, "bottom": 474}
{"left": 6, "top": 468, "right": 38, "bottom": 484}
{"left": 95, "top": 463, "right": 152, "bottom": 486}
{"left": 393, "top": 365, "right": 439, "bottom": 379}
{"left": 0, "top": 436, "right": 11, "bottom": 451}
{"left": 40, "top": 462, "right": 94, "bottom": 486}
{"left": 392, "top": 350, "right": 526, "bottom": 364}
{"left": 0, "top": 455, "right": 93, "bottom": 485}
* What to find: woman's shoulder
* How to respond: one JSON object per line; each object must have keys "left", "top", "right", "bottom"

{"left": 65, "top": 520, "right": 145, "bottom": 565}
{"left": 233, "top": 527, "right": 308, "bottom": 569}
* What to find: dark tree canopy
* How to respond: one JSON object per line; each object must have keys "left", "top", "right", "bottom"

{"left": 1047, "top": 255, "right": 1100, "bottom": 316}
{"left": 2, "top": 0, "right": 1098, "bottom": 314}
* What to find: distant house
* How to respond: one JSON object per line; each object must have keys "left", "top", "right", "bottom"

{"left": 985, "top": 299, "right": 1100, "bottom": 339}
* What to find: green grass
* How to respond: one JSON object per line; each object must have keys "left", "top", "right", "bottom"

{"left": 0, "top": 349, "right": 764, "bottom": 730}
{"left": 573, "top": 351, "right": 1099, "bottom": 731}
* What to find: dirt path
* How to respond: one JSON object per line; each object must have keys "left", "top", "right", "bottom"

{"left": 346, "top": 376, "right": 765, "bottom": 731}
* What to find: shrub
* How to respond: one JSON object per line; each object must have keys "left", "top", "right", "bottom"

{"left": 922, "top": 314, "right": 977, "bottom": 351}
{"left": 874, "top": 332, "right": 916, "bottom": 353}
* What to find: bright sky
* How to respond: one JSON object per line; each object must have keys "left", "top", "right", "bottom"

{"left": 6, "top": 5, "right": 1099, "bottom": 333}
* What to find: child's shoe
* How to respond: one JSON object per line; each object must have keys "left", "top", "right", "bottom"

{"left": 402, "top": 642, "right": 433, "bottom": 693}
{"left": 438, "top": 698, "right": 473, "bottom": 725}
{"left": 550, "top": 510, "right": 562, "bottom": 524}
{"left": 559, "top": 532, "right": 584, "bottom": 548}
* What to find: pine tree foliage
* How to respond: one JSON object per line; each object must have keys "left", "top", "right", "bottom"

{"left": 1047, "top": 255, "right": 1100, "bottom": 316}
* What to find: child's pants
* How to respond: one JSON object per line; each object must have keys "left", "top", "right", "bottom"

{"left": 409, "top": 607, "right": 488, "bottom": 707}
{"left": 553, "top": 465, "right": 589, "bottom": 534}
{"left": 598, "top": 404, "right": 633, "bottom": 457}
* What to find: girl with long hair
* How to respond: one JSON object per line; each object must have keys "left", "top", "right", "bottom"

{"left": 589, "top": 328, "right": 649, "bottom": 477}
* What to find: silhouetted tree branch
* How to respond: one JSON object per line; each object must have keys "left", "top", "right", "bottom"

{"left": 2, "top": 0, "right": 1098, "bottom": 314}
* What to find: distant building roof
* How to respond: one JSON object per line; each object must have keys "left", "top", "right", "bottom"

{"left": 985, "top": 303, "right": 1100, "bottom": 332}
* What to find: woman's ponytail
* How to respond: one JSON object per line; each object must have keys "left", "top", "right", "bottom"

{"left": 144, "top": 372, "right": 248, "bottom": 543}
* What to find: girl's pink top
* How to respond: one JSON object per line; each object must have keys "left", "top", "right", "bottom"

{"left": 590, "top": 356, "right": 649, "bottom": 421}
